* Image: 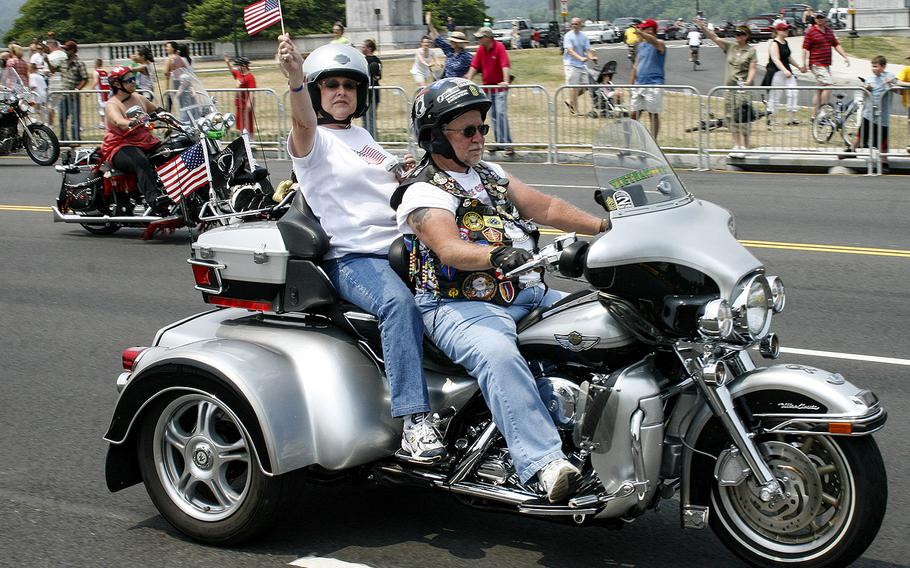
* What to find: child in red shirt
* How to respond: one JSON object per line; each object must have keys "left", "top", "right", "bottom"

{"left": 224, "top": 55, "right": 257, "bottom": 135}
{"left": 93, "top": 58, "right": 110, "bottom": 129}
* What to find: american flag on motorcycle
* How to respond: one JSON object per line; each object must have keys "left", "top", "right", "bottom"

{"left": 157, "top": 143, "right": 208, "bottom": 203}
{"left": 243, "top": 0, "right": 282, "bottom": 36}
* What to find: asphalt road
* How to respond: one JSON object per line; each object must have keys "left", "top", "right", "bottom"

{"left": 1, "top": 158, "right": 909, "bottom": 567}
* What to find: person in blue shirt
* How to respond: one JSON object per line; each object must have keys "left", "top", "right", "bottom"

{"left": 629, "top": 19, "right": 666, "bottom": 138}
{"left": 426, "top": 11, "right": 473, "bottom": 79}
{"left": 857, "top": 55, "right": 896, "bottom": 153}
{"left": 562, "top": 17, "right": 598, "bottom": 114}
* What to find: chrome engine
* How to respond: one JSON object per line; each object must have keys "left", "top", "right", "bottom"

{"left": 536, "top": 377, "right": 586, "bottom": 430}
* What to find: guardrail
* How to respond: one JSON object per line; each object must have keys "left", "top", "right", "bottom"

{"left": 41, "top": 83, "right": 904, "bottom": 175}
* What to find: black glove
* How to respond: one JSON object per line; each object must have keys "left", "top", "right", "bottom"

{"left": 489, "top": 246, "right": 533, "bottom": 275}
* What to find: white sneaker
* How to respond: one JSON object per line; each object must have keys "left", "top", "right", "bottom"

{"left": 401, "top": 413, "right": 447, "bottom": 463}
{"left": 537, "top": 458, "right": 580, "bottom": 502}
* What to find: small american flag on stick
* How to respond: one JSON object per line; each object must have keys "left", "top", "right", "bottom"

{"left": 157, "top": 143, "right": 209, "bottom": 203}
{"left": 244, "top": 0, "right": 283, "bottom": 36}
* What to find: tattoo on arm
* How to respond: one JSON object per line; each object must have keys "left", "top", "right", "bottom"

{"left": 410, "top": 207, "right": 432, "bottom": 232}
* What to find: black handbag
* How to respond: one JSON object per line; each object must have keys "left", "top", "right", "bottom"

{"left": 734, "top": 101, "right": 758, "bottom": 123}
{"left": 761, "top": 63, "right": 776, "bottom": 87}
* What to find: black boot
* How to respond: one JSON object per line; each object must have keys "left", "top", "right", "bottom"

{"left": 147, "top": 191, "right": 174, "bottom": 216}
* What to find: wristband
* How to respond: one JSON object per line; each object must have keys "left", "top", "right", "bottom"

{"left": 600, "top": 218, "right": 611, "bottom": 232}
{"left": 289, "top": 83, "right": 304, "bottom": 93}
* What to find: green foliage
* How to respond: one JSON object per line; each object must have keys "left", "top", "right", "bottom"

{"left": 4, "top": 0, "right": 191, "bottom": 43}
{"left": 186, "top": 0, "right": 344, "bottom": 41}
{"left": 425, "top": 0, "right": 488, "bottom": 29}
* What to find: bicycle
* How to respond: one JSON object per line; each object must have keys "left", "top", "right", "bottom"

{"left": 689, "top": 45, "right": 701, "bottom": 71}
{"left": 812, "top": 82, "right": 864, "bottom": 147}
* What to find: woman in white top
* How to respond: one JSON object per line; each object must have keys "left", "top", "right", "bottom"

{"left": 410, "top": 36, "right": 437, "bottom": 87}
{"left": 129, "top": 46, "right": 157, "bottom": 101}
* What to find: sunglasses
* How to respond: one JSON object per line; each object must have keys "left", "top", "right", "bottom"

{"left": 444, "top": 124, "right": 490, "bottom": 138}
{"left": 735, "top": 31, "right": 748, "bottom": 35}
{"left": 121, "top": 76, "right": 136, "bottom": 84}
{"left": 320, "top": 78, "right": 359, "bottom": 91}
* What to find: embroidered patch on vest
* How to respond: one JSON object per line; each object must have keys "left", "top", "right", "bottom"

{"left": 482, "top": 227, "right": 503, "bottom": 242}
{"left": 462, "top": 273, "right": 496, "bottom": 300}
{"left": 498, "top": 281, "right": 516, "bottom": 303}
{"left": 482, "top": 215, "right": 504, "bottom": 229}
{"left": 462, "top": 212, "right": 484, "bottom": 231}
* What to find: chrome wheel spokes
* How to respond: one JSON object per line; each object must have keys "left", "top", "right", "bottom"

{"left": 154, "top": 394, "right": 253, "bottom": 521}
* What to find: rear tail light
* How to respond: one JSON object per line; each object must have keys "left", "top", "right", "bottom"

{"left": 122, "top": 346, "right": 149, "bottom": 371}
{"left": 187, "top": 258, "right": 224, "bottom": 294}
{"left": 191, "top": 263, "right": 217, "bottom": 288}
{"left": 207, "top": 296, "right": 273, "bottom": 312}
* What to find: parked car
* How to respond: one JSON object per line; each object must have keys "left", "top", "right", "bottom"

{"left": 656, "top": 19, "right": 682, "bottom": 40}
{"left": 828, "top": 7, "right": 849, "bottom": 29}
{"left": 612, "top": 16, "right": 642, "bottom": 36}
{"left": 491, "top": 18, "right": 533, "bottom": 49}
{"left": 711, "top": 20, "right": 736, "bottom": 37}
{"left": 582, "top": 22, "right": 614, "bottom": 44}
{"left": 742, "top": 16, "right": 774, "bottom": 41}
{"left": 780, "top": 4, "right": 812, "bottom": 34}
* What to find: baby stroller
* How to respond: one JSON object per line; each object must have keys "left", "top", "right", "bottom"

{"left": 586, "top": 61, "right": 626, "bottom": 118}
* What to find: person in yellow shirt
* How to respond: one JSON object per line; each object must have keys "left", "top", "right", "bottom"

{"left": 624, "top": 24, "right": 640, "bottom": 66}
{"left": 897, "top": 56, "right": 910, "bottom": 151}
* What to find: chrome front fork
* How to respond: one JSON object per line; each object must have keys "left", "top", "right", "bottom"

{"left": 683, "top": 347, "right": 784, "bottom": 502}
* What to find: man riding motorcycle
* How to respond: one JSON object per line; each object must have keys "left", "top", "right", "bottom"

{"left": 100, "top": 66, "right": 173, "bottom": 215}
{"left": 392, "top": 78, "right": 610, "bottom": 501}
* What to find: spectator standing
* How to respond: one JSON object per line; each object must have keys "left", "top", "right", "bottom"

{"left": 532, "top": 28, "right": 540, "bottom": 49}
{"left": 767, "top": 23, "right": 805, "bottom": 126}
{"left": 426, "top": 12, "right": 472, "bottom": 79}
{"left": 93, "top": 59, "right": 110, "bottom": 130}
{"left": 58, "top": 40, "right": 88, "bottom": 141}
{"left": 802, "top": 12, "right": 850, "bottom": 116}
{"left": 562, "top": 17, "right": 598, "bottom": 115}
{"left": 511, "top": 21, "right": 521, "bottom": 50}
{"left": 45, "top": 39, "right": 66, "bottom": 127}
{"left": 7, "top": 43, "right": 29, "bottom": 83}
{"left": 410, "top": 36, "right": 438, "bottom": 87}
{"left": 467, "top": 27, "right": 514, "bottom": 156}
{"left": 360, "top": 39, "right": 382, "bottom": 137}
{"left": 162, "top": 41, "right": 187, "bottom": 93}
{"left": 28, "top": 41, "right": 46, "bottom": 75}
{"left": 446, "top": 16, "right": 456, "bottom": 36}
{"left": 28, "top": 62, "right": 48, "bottom": 122}
{"left": 897, "top": 55, "right": 910, "bottom": 152}
{"left": 224, "top": 55, "right": 257, "bottom": 135}
{"left": 330, "top": 22, "right": 351, "bottom": 45}
{"left": 129, "top": 47, "right": 157, "bottom": 100}
{"left": 803, "top": 8, "right": 815, "bottom": 29}
{"left": 856, "top": 55, "right": 895, "bottom": 153}
{"left": 698, "top": 22, "right": 756, "bottom": 157}
{"left": 629, "top": 19, "right": 666, "bottom": 139}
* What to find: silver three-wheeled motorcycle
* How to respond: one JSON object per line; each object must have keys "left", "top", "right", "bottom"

{"left": 103, "top": 120, "right": 887, "bottom": 567}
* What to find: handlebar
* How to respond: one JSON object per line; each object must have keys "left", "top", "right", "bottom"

{"left": 504, "top": 233, "right": 580, "bottom": 279}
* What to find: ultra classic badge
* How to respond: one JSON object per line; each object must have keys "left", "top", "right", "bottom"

{"left": 554, "top": 331, "right": 601, "bottom": 352}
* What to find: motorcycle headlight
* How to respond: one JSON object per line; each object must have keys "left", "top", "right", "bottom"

{"left": 224, "top": 113, "right": 236, "bottom": 128}
{"left": 18, "top": 99, "right": 30, "bottom": 113}
{"left": 698, "top": 299, "right": 734, "bottom": 339}
{"left": 767, "top": 276, "right": 785, "bottom": 313}
{"left": 732, "top": 275, "right": 772, "bottom": 340}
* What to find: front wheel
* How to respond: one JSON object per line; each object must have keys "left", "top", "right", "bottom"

{"left": 710, "top": 436, "right": 887, "bottom": 568}
{"left": 25, "top": 123, "right": 60, "bottom": 166}
{"left": 137, "top": 392, "right": 293, "bottom": 544}
{"left": 840, "top": 107, "right": 862, "bottom": 148}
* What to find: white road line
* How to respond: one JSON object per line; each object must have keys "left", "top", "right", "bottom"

{"left": 290, "top": 558, "right": 372, "bottom": 567}
{"left": 778, "top": 347, "right": 910, "bottom": 367}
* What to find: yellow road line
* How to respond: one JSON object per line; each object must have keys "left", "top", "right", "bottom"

{"left": 0, "top": 205, "right": 52, "bottom": 212}
{"left": 538, "top": 229, "right": 910, "bottom": 258}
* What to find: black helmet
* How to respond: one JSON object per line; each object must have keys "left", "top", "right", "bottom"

{"left": 232, "top": 56, "right": 251, "bottom": 67}
{"left": 303, "top": 43, "right": 370, "bottom": 122}
{"left": 412, "top": 78, "right": 492, "bottom": 157}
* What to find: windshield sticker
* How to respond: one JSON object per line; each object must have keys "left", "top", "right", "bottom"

{"left": 612, "top": 190, "right": 634, "bottom": 209}
{"left": 608, "top": 165, "right": 672, "bottom": 189}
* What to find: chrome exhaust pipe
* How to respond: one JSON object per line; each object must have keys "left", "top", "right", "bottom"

{"left": 52, "top": 206, "right": 176, "bottom": 224}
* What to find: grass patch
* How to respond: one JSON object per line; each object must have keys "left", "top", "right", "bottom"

{"left": 840, "top": 36, "right": 910, "bottom": 63}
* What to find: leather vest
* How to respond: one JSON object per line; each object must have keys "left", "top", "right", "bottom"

{"left": 392, "top": 160, "right": 537, "bottom": 305}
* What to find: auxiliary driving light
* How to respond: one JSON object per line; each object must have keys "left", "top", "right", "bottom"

{"left": 701, "top": 362, "right": 728, "bottom": 386}
{"left": 767, "top": 276, "right": 786, "bottom": 313}
{"left": 698, "top": 299, "right": 734, "bottom": 339}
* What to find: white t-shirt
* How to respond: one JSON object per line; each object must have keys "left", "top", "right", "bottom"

{"left": 29, "top": 73, "right": 47, "bottom": 103}
{"left": 410, "top": 48, "right": 433, "bottom": 77}
{"left": 29, "top": 52, "right": 46, "bottom": 73}
{"left": 687, "top": 30, "right": 702, "bottom": 47}
{"left": 396, "top": 161, "right": 540, "bottom": 285}
{"left": 289, "top": 125, "right": 401, "bottom": 259}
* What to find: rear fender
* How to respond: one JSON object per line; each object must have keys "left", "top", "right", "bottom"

{"left": 104, "top": 330, "right": 399, "bottom": 489}
{"left": 678, "top": 363, "right": 886, "bottom": 515}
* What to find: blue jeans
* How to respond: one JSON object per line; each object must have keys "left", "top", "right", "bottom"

{"left": 416, "top": 285, "right": 566, "bottom": 483}
{"left": 323, "top": 254, "right": 431, "bottom": 418}
{"left": 490, "top": 90, "right": 512, "bottom": 145}
{"left": 59, "top": 94, "right": 81, "bottom": 141}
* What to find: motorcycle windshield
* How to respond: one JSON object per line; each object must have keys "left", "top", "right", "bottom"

{"left": 171, "top": 68, "right": 216, "bottom": 123}
{"left": 592, "top": 119, "right": 692, "bottom": 216}
{"left": 0, "top": 67, "right": 27, "bottom": 98}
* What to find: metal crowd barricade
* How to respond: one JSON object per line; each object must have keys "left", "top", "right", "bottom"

{"left": 553, "top": 84, "right": 705, "bottom": 168}
{"left": 361, "top": 86, "right": 416, "bottom": 155}
{"left": 166, "top": 88, "right": 285, "bottom": 155}
{"left": 705, "top": 85, "right": 875, "bottom": 174}
{"left": 476, "top": 84, "right": 551, "bottom": 156}
{"left": 47, "top": 89, "right": 154, "bottom": 145}
{"left": 878, "top": 87, "right": 909, "bottom": 175}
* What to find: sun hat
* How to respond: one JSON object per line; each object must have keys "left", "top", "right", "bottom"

{"left": 449, "top": 31, "right": 469, "bottom": 43}
{"left": 473, "top": 27, "right": 494, "bottom": 38}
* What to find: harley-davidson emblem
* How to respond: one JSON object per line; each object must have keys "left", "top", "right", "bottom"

{"left": 554, "top": 332, "right": 600, "bottom": 352}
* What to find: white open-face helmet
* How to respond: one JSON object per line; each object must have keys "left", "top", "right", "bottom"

{"left": 302, "top": 43, "right": 371, "bottom": 120}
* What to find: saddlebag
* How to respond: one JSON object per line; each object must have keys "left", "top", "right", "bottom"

{"left": 60, "top": 166, "right": 103, "bottom": 212}
{"left": 190, "top": 220, "right": 336, "bottom": 313}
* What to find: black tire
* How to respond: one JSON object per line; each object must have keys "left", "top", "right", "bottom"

{"left": 25, "top": 123, "right": 60, "bottom": 166}
{"left": 137, "top": 391, "right": 294, "bottom": 545}
{"left": 707, "top": 435, "right": 887, "bottom": 568}
{"left": 79, "top": 190, "right": 122, "bottom": 235}
{"left": 812, "top": 104, "right": 837, "bottom": 144}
